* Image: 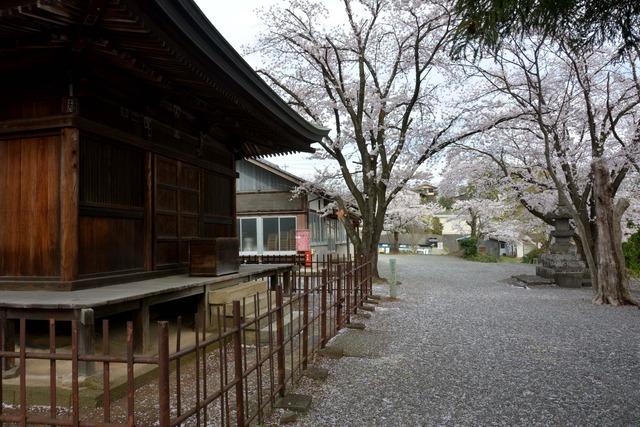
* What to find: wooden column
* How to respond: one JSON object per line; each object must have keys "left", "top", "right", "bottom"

{"left": 134, "top": 301, "right": 150, "bottom": 354}
{"left": 76, "top": 308, "right": 95, "bottom": 376}
{"left": 1, "top": 312, "right": 16, "bottom": 372}
{"left": 283, "top": 270, "right": 292, "bottom": 295}
{"left": 144, "top": 152, "right": 154, "bottom": 271}
{"left": 60, "top": 128, "right": 79, "bottom": 283}
{"left": 231, "top": 159, "right": 237, "bottom": 237}
{"left": 197, "top": 287, "right": 209, "bottom": 331}
{"left": 269, "top": 274, "right": 278, "bottom": 291}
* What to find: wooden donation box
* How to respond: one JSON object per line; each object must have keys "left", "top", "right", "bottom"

{"left": 189, "top": 238, "right": 240, "bottom": 276}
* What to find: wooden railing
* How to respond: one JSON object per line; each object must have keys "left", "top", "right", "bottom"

{"left": 0, "top": 255, "right": 374, "bottom": 426}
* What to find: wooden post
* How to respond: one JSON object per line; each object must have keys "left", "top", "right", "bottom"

{"left": 102, "top": 319, "right": 111, "bottom": 424}
{"left": 126, "top": 322, "right": 134, "bottom": 427}
{"left": 19, "top": 318, "right": 26, "bottom": 427}
{"left": 60, "top": 127, "right": 79, "bottom": 283}
{"left": 320, "top": 269, "right": 328, "bottom": 348}
{"left": 302, "top": 276, "right": 309, "bottom": 370}
{"left": 283, "top": 270, "right": 291, "bottom": 295}
{"left": 232, "top": 301, "right": 245, "bottom": 427}
{"left": 50, "top": 319, "right": 57, "bottom": 424}
{"left": 71, "top": 320, "right": 80, "bottom": 427}
{"left": 1, "top": 313, "right": 15, "bottom": 371}
{"left": 346, "top": 260, "right": 353, "bottom": 322}
{"left": 269, "top": 273, "right": 278, "bottom": 291}
{"left": 134, "top": 301, "right": 150, "bottom": 354}
{"left": 275, "top": 282, "right": 286, "bottom": 397}
{"left": 336, "top": 264, "right": 343, "bottom": 330}
{"left": 368, "top": 256, "right": 373, "bottom": 295}
{"left": 143, "top": 152, "right": 154, "bottom": 271}
{"left": 197, "top": 289, "right": 209, "bottom": 331}
{"left": 355, "top": 257, "right": 362, "bottom": 307}
{"left": 158, "top": 321, "right": 170, "bottom": 427}
{"left": 77, "top": 309, "right": 95, "bottom": 377}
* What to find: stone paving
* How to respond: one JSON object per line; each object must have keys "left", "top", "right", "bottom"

{"left": 290, "top": 255, "right": 640, "bottom": 426}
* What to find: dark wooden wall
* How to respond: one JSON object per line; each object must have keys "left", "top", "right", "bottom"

{"left": 155, "top": 156, "right": 234, "bottom": 269}
{"left": 0, "top": 135, "right": 61, "bottom": 278}
{"left": 78, "top": 137, "right": 145, "bottom": 276}
{"left": 0, "top": 58, "right": 238, "bottom": 289}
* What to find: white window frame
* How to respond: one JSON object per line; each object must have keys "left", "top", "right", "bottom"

{"left": 238, "top": 216, "right": 260, "bottom": 255}
{"left": 238, "top": 216, "right": 297, "bottom": 256}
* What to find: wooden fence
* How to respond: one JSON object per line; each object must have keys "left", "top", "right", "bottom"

{"left": 0, "top": 255, "right": 373, "bottom": 426}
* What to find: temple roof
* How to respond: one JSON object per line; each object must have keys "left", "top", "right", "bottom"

{"left": 0, "top": 0, "right": 329, "bottom": 157}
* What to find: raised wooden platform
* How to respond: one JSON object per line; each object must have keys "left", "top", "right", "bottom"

{"left": 0, "top": 264, "right": 293, "bottom": 376}
{"left": 0, "top": 264, "right": 290, "bottom": 312}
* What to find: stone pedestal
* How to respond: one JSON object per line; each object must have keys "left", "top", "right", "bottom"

{"left": 536, "top": 253, "right": 588, "bottom": 288}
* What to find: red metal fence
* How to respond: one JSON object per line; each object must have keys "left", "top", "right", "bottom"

{"left": 240, "top": 254, "right": 306, "bottom": 265}
{"left": 0, "top": 255, "right": 373, "bottom": 426}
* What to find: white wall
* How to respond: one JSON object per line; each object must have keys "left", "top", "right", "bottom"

{"left": 436, "top": 214, "right": 471, "bottom": 235}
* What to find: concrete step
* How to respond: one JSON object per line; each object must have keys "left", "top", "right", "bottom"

{"left": 220, "top": 309, "right": 301, "bottom": 344}
{"left": 208, "top": 280, "right": 268, "bottom": 304}
{"left": 219, "top": 291, "right": 276, "bottom": 319}
{"left": 257, "top": 310, "right": 302, "bottom": 344}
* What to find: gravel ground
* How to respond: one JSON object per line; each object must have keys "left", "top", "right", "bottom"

{"left": 290, "top": 255, "right": 640, "bottom": 426}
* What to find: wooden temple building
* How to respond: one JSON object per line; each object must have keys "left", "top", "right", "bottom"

{"left": 0, "top": 0, "right": 327, "bottom": 369}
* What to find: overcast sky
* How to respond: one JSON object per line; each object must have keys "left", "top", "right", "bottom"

{"left": 196, "top": 0, "right": 319, "bottom": 179}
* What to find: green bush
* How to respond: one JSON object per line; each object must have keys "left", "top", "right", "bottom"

{"left": 523, "top": 248, "right": 544, "bottom": 264}
{"left": 459, "top": 237, "right": 478, "bottom": 258}
{"left": 468, "top": 253, "right": 498, "bottom": 263}
{"left": 623, "top": 231, "right": 640, "bottom": 277}
{"left": 430, "top": 217, "right": 443, "bottom": 235}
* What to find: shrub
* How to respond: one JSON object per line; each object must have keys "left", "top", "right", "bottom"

{"left": 623, "top": 231, "right": 640, "bottom": 277}
{"left": 523, "top": 248, "right": 544, "bottom": 264}
{"left": 459, "top": 237, "right": 478, "bottom": 258}
{"left": 430, "top": 217, "right": 443, "bottom": 235}
{"left": 469, "top": 253, "right": 498, "bottom": 263}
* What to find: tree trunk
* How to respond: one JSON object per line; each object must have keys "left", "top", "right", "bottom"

{"left": 391, "top": 231, "right": 400, "bottom": 254}
{"left": 367, "top": 247, "right": 380, "bottom": 280}
{"left": 468, "top": 209, "right": 479, "bottom": 239}
{"left": 356, "top": 215, "right": 383, "bottom": 279}
{"left": 591, "top": 159, "right": 638, "bottom": 306}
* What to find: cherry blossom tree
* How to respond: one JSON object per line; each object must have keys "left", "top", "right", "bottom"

{"left": 438, "top": 157, "right": 549, "bottom": 247}
{"left": 384, "top": 189, "right": 431, "bottom": 254}
{"left": 450, "top": 37, "right": 640, "bottom": 305}
{"left": 252, "top": 0, "right": 520, "bottom": 277}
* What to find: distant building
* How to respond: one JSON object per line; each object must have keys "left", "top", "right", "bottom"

{"left": 416, "top": 184, "right": 438, "bottom": 203}
{"left": 434, "top": 213, "right": 471, "bottom": 235}
{"left": 236, "top": 159, "right": 357, "bottom": 256}
{"left": 477, "top": 238, "right": 537, "bottom": 258}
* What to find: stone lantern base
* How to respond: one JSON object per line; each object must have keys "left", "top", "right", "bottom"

{"left": 536, "top": 253, "right": 590, "bottom": 288}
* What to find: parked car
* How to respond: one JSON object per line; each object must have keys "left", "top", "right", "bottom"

{"left": 425, "top": 237, "right": 439, "bottom": 248}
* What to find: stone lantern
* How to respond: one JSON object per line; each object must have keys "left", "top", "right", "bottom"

{"left": 535, "top": 199, "right": 590, "bottom": 288}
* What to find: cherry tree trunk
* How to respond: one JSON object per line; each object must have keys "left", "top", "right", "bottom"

{"left": 391, "top": 231, "right": 400, "bottom": 254}
{"left": 357, "top": 216, "right": 382, "bottom": 280}
{"left": 367, "top": 247, "right": 380, "bottom": 280}
{"left": 591, "top": 159, "right": 638, "bottom": 306}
